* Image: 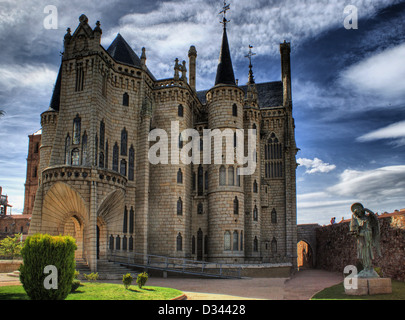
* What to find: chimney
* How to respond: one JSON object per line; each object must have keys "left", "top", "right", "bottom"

{"left": 280, "top": 40, "right": 292, "bottom": 107}
{"left": 188, "top": 46, "right": 197, "bottom": 90}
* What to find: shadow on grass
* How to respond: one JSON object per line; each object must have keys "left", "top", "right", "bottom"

{"left": 0, "top": 292, "right": 29, "bottom": 300}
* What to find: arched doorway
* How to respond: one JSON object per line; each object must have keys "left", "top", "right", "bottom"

{"left": 63, "top": 215, "right": 84, "bottom": 259}
{"left": 297, "top": 240, "right": 314, "bottom": 269}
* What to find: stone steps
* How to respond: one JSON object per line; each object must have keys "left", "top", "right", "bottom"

{"left": 6, "top": 270, "right": 20, "bottom": 278}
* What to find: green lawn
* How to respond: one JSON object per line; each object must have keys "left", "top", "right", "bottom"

{"left": 312, "top": 280, "right": 405, "bottom": 300}
{"left": 0, "top": 282, "right": 183, "bottom": 300}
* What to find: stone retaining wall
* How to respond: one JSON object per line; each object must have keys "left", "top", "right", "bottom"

{"left": 315, "top": 212, "right": 405, "bottom": 281}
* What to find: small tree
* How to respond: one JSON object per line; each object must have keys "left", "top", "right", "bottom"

{"left": 19, "top": 233, "right": 77, "bottom": 300}
{"left": 0, "top": 233, "right": 23, "bottom": 259}
{"left": 122, "top": 273, "right": 133, "bottom": 289}
{"left": 136, "top": 272, "right": 148, "bottom": 289}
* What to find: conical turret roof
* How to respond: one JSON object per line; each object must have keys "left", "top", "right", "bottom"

{"left": 215, "top": 27, "right": 236, "bottom": 86}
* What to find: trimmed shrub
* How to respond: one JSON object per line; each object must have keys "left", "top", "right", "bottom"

{"left": 136, "top": 272, "right": 148, "bottom": 289}
{"left": 19, "top": 233, "right": 77, "bottom": 300}
{"left": 122, "top": 273, "right": 133, "bottom": 289}
{"left": 83, "top": 272, "right": 99, "bottom": 281}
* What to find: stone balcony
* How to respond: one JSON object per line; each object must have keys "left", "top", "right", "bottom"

{"left": 41, "top": 165, "right": 128, "bottom": 189}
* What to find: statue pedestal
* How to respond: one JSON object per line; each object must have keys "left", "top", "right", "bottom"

{"left": 345, "top": 278, "right": 392, "bottom": 296}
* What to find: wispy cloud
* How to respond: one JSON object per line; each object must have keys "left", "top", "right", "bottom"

{"left": 297, "top": 157, "right": 336, "bottom": 174}
{"left": 340, "top": 43, "right": 405, "bottom": 102}
{"left": 357, "top": 120, "right": 405, "bottom": 147}
{"left": 298, "top": 165, "right": 405, "bottom": 224}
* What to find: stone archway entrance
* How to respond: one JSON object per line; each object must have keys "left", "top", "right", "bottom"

{"left": 63, "top": 214, "right": 84, "bottom": 259}
{"left": 297, "top": 240, "right": 314, "bottom": 269}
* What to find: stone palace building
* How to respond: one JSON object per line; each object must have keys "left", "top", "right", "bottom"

{"left": 29, "top": 11, "right": 298, "bottom": 272}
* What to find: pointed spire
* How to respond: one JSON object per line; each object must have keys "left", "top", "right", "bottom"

{"left": 49, "top": 63, "right": 62, "bottom": 111}
{"left": 107, "top": 34, "right": 142, "bottom": 67}
{"left": 245, "top": 45, "right": 256, "bottom": 85}
{"left": 245, "top": 45, "right": 258, "bottom": 106}
{"left": 215, "top": 1, "right": 235, "bottom": 86}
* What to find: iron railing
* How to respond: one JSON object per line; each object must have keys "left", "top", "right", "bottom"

{"left": 108, "top": 252, "right": 242, "bottom": 279}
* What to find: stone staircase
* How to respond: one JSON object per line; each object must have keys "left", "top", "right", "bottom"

{"left": 75, "top": 259, "right": 138, "bottom": 280}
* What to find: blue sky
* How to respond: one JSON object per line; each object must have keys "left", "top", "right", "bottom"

{"left": 0, "top": 0, "right": 404, "bottom": 225}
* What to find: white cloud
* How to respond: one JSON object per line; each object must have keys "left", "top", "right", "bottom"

{"left": 328, "top": 165, "right": 405, "bottom": 200}
{"left": 297, "top": 157, "right": 336, "bottom": 174}
{"left": 0, "top": 64, "right": 57, "bottom": 93}
{"left": 297, "top": 165, "right": 405, "bottom": 224}
{"left": 357, "top": 120, "right": 405, "bottom": 147}
{"left": 340, "top": 43, "right": 405, "bottom": 101}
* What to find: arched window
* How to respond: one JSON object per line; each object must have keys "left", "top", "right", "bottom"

{"left": 177, "top": 169, "right": 183, "bottom": 184}
{"left": 176, "top": 233, "right": 183, "bottom": 251}
{"left": 253, "top": 205, "right": 258, "bottom": 221}
{"left": 253, "top": 180, "right": 258, "bottom": 193}
{"left": 253, "top": 236, "right": 258, "bottom": 252}
{"left": 71, "top": 148, "right": 80, "bottom": 166}
{"left": 271, "top": 237, "right": 277, "bottom": 253}
{"left": 233, "top": 197, "right": 239, "bottom": 215}
{"left": 240, "top": 231, "right": 243, "bottom": 251}
{"left": 178, "top": 104, "right": 184, "bottom": 117}
{"left": 73, "top": 114, "right": 81, "bottom": 145}
{"left": 129, "top": 236, "right": 134, "bottom": 251}
{"left": 116, "top": 235, "right": 121, "bottom": 250}
{"left": 129, "top": 207, "right": 134, "bottom": 233}
{"left": 65, "top": 134, "right": 70, "bottom": 165}
{"left": 233, "top": 231, "right": 239, "bottom": 251}
{"left": 105, "top": 140, "right": 109, "bottom": 169}
{"left": 109, "top": 235, "right": 114, "bottom": 250}
{"left": 232, "top": 104, "right": 238, "bottom": 117}
{"left": 123, "top": 206, "right": 128, "bottom": 233}
{"left": 32, "top": 166, "right": 37, "bottom": 178}
{"left": 219, "top": 165, "right": 226, "bottom": 186}
{"left": 75, "top": 63, "right": 84, "bottom": 92}
{"left": 224, "top": 231, "right": 231, "bottom": 251}
{"left": 112, "top": 143, "right": 119, "bottom": 172}
{"left": 233, "top": 132, "right": 237, "bottom": 148}
{"left": 128, "top": 145, "right": 135, "bottom": 181}
{"left": 177, "top": 198, "right": 183, "bottom": 215}
{"left": 121, "top": 128, "right": 128, "bottom": 156}
{"left": 94, "top": 134, "right": 98, "bottom": 166}
{"left": 197, "top": 202, "right": 203, "bottom": 215}
{"left": 120, "top": 159, "right": 127, "bottom": 176}
{"left": 123, "top": 92, "right": 129, "bottom": 106}
{"left": 198, "top": 165, "right": 203, "bottom": 195}
{"left": 228, "top": 166, "right": 234, "bottom": 186}
{"left": 252, "top": 123, "right": 257, "bottom": 132}
{"left": 265, "top": 133, "right": 283, "bottom": 179}
{"left": 99, "top": 120, "right": 105, "bottom": 150}
{"left": 81, "top": 131, "right": 88, "bottom": 166}
{"left": 205, "top": 171, "right": 208, "bottom": 190}
{"left": 178, "top": 133, "right": 183, "bottom": 149}
{"left": 271, "top": 208, "right": 277, "bottom": 224}
{"left": 99, "top": 152, "right": 104, "bottom": 168}
{"left": 34, "top": 142, "right": 39, "bottom": 153}
{"left": 122, "top": 236, "right": 127, "bottom": 250}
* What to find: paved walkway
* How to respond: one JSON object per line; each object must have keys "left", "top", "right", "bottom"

{"left": 0, "top": 269, "right": 344, "bottom": 300}
{"left": 112, "top": 269, "right": 343, "bottom": 300}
